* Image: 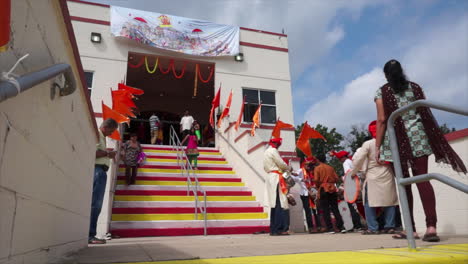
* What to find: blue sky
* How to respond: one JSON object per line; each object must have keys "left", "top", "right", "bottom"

{"left": 88, "top": 0, "right": 467, "bottom": 134}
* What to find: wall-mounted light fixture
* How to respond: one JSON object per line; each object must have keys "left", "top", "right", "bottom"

{"left": 234, "top": 53, "right": 244, "bottom": 62}
{"left": 90, "top": 32, "right": 102, "bottom": 43}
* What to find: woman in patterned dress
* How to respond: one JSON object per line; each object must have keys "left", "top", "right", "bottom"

{"left": 122, "top": 133, "right": 142, "bottom": 185}
{"left": 374, "top": 59, "right": 466, "bottom": 242}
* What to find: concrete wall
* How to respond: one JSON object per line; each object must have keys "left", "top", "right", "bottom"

{"left": 412, "top": 136, "right": 468, "bottom": 235}
{"left": 67, "top": 1, "right": 298, "bottom": 233}
{"left": 0, "top": 1, "right": 97, "bottom": 263}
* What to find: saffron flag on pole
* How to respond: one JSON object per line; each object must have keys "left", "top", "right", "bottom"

{"left": 112, "top": 89, "right": 136, "bottom": 108}
{"left": 102, "top": 102, "right": 129, "bottom": 124}
{"left": 111, "top": 89, "right": 136, "bottom": 118}
{"left": 234, "top": 96, "right": 245, "bottom": 131}
{"left": 209, "top": 85, "right": 221, "bottom": 127}
{"left": 271, "top": 119, "right": 294, "bottom": 139}
{"left": 102, "top": 102, "right": 127, "bottom": 140}
{"left": 251, "top": 104, "right": 261, "bottom": 136}
{"left": 217, "top": 90, "right": 232, "bottom": 128}
{"left": 296, "top": 121, "right": 326, "bottom": 157}
{"left": 118, "top": 82, "right": 144, "bottom": 95}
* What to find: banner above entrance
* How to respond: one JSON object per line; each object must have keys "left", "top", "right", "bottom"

{"left": 110, "top": 6, "right": 240, "bottom": 57}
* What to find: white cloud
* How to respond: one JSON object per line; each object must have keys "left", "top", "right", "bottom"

{"left": 304, "top": 68, "right": 385, "bottom": 131}
{"left": 303, "top": 13, "right": 468, "bottom": 133}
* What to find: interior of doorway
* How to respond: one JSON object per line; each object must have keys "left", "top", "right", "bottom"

{"left": 124, "top": 52, "right": 215, "bottom": 147}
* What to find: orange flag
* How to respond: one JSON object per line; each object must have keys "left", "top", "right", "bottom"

{"left": 251, "top": 104, "right": 261, "bottom": 136}
{"left": 112, "top": 89, "right": 136, "bottom": 108}
{"left": 209, "top": 85, "right": 221, "bottom": 128}
{"left": 271, "top": 119, "right": 294, "bottom": 139}
{"left": 217, "top": 90, "right": 233, "bottom": 128}
{"left": 118, "top": 83, "right": 144, "bottom": 95}
{"left": 235, "top": 96, "right": 245, "bottom": 131}
{"left": 102, "top": 102, "right": 129, "bottom": 124}
{"left": 296, "top": 121, "right": 326, "bottom": 157}
{"left": 109, "top": 130, "right": 121, "bottom": 141}
{"left": 112, "top": 101, "right": 136, "bottom": 118}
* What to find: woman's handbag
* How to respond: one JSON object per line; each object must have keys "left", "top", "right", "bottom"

{"left": 137, "top": 152, "right": 146, "bottom": 165}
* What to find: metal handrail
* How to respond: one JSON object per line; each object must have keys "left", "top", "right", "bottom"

{"left": 387, "top": 99, "right": 468, "bottom": 249}
{"left": 169, "top": 126, "right": 207, "bottom": 235}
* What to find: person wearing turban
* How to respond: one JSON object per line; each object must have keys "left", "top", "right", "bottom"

{"left": 263, "top": 137, "right": 292, "bottom": 236}
{"left": 349, "top": 121, "right": 398, "bottom": 235}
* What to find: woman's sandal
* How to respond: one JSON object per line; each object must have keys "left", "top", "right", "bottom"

{"left": 422, "top": 233, "right": 440, "bottom": 242}
{"left": 362, "top": 230, "right": 380, "bottom": 235}
{"left": 392, "top": 232, "right": 420, "bottom": 240}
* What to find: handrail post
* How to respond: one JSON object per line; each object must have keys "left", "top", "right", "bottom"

{"left": 169, "top": 125, "right": 206, "bottom": 227}
{"left": 387, "top": 99, "right": 468, "bottom": 250}
{"left": 387, "top": 122, "right": 417, "bottom": 249}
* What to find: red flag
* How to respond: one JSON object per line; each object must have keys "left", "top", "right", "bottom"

{"left": 217, "top": 90, "right": 233, "bottom": 128}
{"left": 102, "top": 102, "right": 129, "bottom": 124}
{"left": 296, "top": 121, "right": 326, "bottom": 157}
{"left": 209, "top": 85, "right": 221, "bottom": 127}
{"left": 235, "top": 96, "right": 245, "bottom": 131}
{"left": 271, "top": 119, "right": 294, "bottom": 139}
{"left": 251, "top": 104, "right": 261, "bottom": 136}
{"left": 118, "top": 83, "right": 144, "bottom": 95}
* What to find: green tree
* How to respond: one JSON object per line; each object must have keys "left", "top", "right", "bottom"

{"left": 344, "top": 124, "right": 372, "bottom": 153}
{"left": 439, "top": 123, "right": 456, "bottom": 135}
{"left": 295, "top": 123, "right": 344, "bottom": 178}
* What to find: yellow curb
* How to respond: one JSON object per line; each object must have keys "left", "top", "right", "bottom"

{"left": 114, "top": 195, "right": 257, "bottom": 202}
{"left": 113, "top": 243, "right": 468, "bottom": 264}
{"left": 116, "top": 180, "right": 244, "bottom": 187}
{"left": 111, "top": 212, "right": 268, "bottom": 221}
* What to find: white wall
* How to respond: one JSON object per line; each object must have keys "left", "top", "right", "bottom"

{"left": 412, "top": 137, "right": 468, "bottom": 235}
{"left": 0, "top": 0, "right": 97, "bottom": 263}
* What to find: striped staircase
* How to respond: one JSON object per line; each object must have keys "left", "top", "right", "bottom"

{"left": 110, "top": 144, "right": 269, "bottom": 237}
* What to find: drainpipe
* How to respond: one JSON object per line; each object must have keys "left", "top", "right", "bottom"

{"left": 0, "top": 63, "right": 76, "bottom": 103}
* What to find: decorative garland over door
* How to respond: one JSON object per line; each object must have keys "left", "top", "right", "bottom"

{"left": 128, "top": 56, "right": 214, "bottom": 97}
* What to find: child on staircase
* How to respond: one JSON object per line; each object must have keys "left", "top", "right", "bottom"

{"left": 180, "top": 127, "right": 199, "bottom": 170}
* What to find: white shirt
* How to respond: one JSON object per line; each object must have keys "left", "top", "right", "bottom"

{"left": 180, "top": 115, "right": 194, "bottom": 131}
{"left": 343, "top": 158, "right": 353, "bottom": 173}
{"left": 291, "top": 169, "right": 309, "bottom": 196}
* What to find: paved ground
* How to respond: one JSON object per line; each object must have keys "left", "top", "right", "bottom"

{"left": 64, "top": 233, "right": 468, "bottom": 264}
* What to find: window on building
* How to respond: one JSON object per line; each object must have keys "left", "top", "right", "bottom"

{"left": 242, "top": 88, "right": 276, "bottom": 124}
{"left": 84, "top": 71, "right": 94, "bottom": 97}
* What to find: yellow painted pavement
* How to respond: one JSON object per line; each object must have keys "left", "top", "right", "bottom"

{"left": 114, "top": 195, "right": 257, "bottom": 202}
{"left": 112, "top": 212, "right": 268, "bottom": 221}
{"left": 114, "top": 243, "right": 468, "bottom": 264}
{"left": 116, "top": 180, "right": 244, "bottom": 186}
{"left": 118, "top": 168, "right": 236, "bottom": 174}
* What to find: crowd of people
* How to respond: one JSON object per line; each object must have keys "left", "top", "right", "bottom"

{"left": 263, "top": 60, "right": 466, "bottom": 242}
{"left": 87, "top": 60, "right": 465, "bottom": 245}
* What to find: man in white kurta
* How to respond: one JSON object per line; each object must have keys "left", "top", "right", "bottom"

{"left": 349, "top": 121, "right": 398, "bottom": 234}
{"left": 263, "top": 137, "right": 291, "bottom": 236}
